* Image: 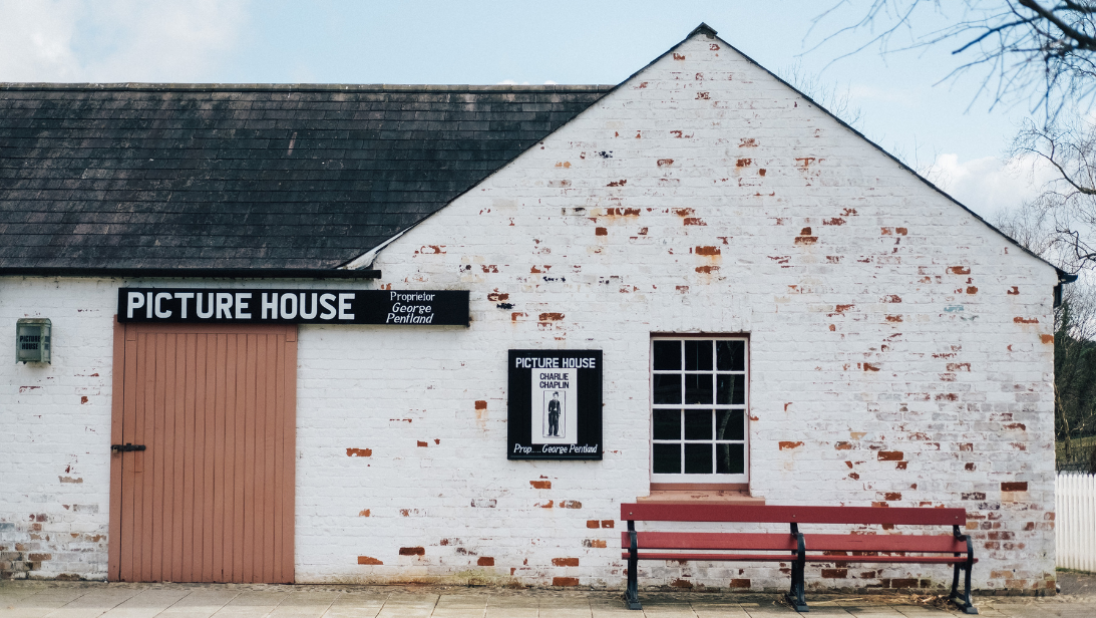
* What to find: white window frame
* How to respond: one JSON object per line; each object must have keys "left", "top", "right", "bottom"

{"left": 649, "top": 336, "right": 750, "bottom": 484}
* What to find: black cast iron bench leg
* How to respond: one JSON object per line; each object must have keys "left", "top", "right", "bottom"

{"left": 949, "top": 527, "right": 978, "bottom": 614}
{"left": 784, "top": 524, "right": 809, "bottom": 612}
{"left": 625, "top": 520, "right": 642, "bottom": 610}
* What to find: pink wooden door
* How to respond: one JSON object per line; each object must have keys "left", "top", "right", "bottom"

{"left": 109, "top": 323, "right": 297, "bottom": 583}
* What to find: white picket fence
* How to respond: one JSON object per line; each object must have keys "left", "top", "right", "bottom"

{"left": 1057, "top": 473, "right": 1096, "bottom": 571}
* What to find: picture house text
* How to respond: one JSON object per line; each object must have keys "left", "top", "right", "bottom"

{"left": 514, "top": 356, "right": 597, "bottom": 369}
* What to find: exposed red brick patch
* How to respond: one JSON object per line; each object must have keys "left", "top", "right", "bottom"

{"left": 553, "top": 577, "right": 579, "bottom": 587}
{"left": 417, "top": 441, "right": 428, "bottom": 448}
{"left": 882, "top": 295, "right": 902, "bottom": 303}
{"left": 946, "top": 363, "right": 971, "bottom": 372}
{"left": 884, "top": 492, "right": 902, "bottom": 501}
{"left": 1008, "top": 286, "right": 1019, "bottom": 295}
{"left": 606, "top": 179, "right": 627, "bottom": 187}
{"left": 966, "top": 286, "right": 978, "bottom": 294}
{"left": 947, "top": 266, "right": 971, "bottom": 275}
{"left": 475, "top": 401, "right": 487, "bottom": 410}
{"left": 1006, "top": 423, "right": 1027, "bottom": 430}
{"left": 481, "top": 265, "right": 498, "bottom": 273}
{"left": 358, "top": 509, "right": 371, "bottom": 517}
{"left": 695, "top": 246, "right": 721, "bottom": 256}
{"left": 878, "top": 451, "right": 904, "bottom": 461}
{"left": 823, "top": 217, "right": 845, "bottom": 226}
{"left": 1041, "top": 334, "right": 1055, "bottom": 344}
{"left": 896, "top": 227, "right": 908, "bottom": 235}
{"left": 595, "top": 227, "right": 608, "bottom": 236}
{"left": 357, "top": 556, "right": 383, "bottom": 565}
{"left": 536, "top": 500, "right": 554, "bottom": 508}
{"left": 539, "top": 313, "right": 564, "bottom": 321}
{"left": 673, "top": 53, "right": 686, "bottom": 60}
{"left": 885, "top": 315, "right": 902, "bottom": 322}
{"left": 346, "top": 448, "right": 372, "bottom": 457}
{"left": 399, "top": 547, "right": 425, "bottom": 556}
{"left": 586, "top": 520, "right": 600, "bottom": 529}
{"left": 605, "top": 207, "right": 640, "bottom": 216}
{"left": 758, "top": 168, "right": 767, "bottom": 176}
{"left": 739, "top": 138, "right": 758, "bottom": 148}
{"left": 683, "top": 217, "right": 706, "bottom": 226}
{"left": 863, "top": 363, "right": 880, "bottom": 372}
{"left": 584, "top": 539, "right": 607, "bottom": 548}
{"left": 530, "top": 480, "right": 551, "bottom": 489}
{"left": 835, "top": 442, "right": 853, "bottom": 450}
{"left": 835, "top": 304, "right": 855, "bottom": 313}
{"left": 728, "top": 579, "right": 751, "bottom": 588}
{"left": 559, "top": 500, "right": 582, "bottom": 509}
{"left": 695, "top": 266, "right": 719, "bottom": 274}
{"left": 552, "top": 557, "right": 579, "bottom": 567}
{"left": 511, "top": 312, "right": 526, "bottom": 322}
{"left": 657, "top": 158, "right": 674, "bottom": 167}
{"left": 670, "top": 578, "right": 694, "bottom": 589}
{"left": 80, "top": 396, "right": 88, "bottom": 404}
{"left": 822, "top": 569, "right": 847, "bottom": 578}
{"left": 965, "top": 463, "right": 976, "bottom": 471}
{"left": 28, "top": 553, "right": 51, "bottom": 562}
{"left": 477, "top": 557, "right": 495, "bottom": 567}
{"left": 1002, "top": 482, "right": 1028, "bottom": 492}
{"left": 601, "top": 520, "right": 614, "bottom": 528}
{"left": 795, "top": 157, "right": 816, "bottom": 168}
{"left": 779, "top": 441, "right": 803, "bottom": 450}
{"left": 896, "top": 461, "right": 908, "bottom": 470}
{"left": 736, "top": 158, "right": 752, "bottom": 167}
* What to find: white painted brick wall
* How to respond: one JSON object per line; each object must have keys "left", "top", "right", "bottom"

{"left": 1, "top": 31, "right": 1057, "bottom": 593}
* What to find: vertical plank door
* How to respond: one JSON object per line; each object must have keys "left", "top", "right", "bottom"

{"left": 108, "top": 323, "right": 297, "bottom": 583}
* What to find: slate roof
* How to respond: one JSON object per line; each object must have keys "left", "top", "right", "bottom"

{"left": 0, "top": 84, "right": 611, "bottom": 271}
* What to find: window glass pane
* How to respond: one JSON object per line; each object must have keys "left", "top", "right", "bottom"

{"left": 716, "top": 443, "right": 745, "bottom": 474}
{"left": 684, "top": 410, "right": 712, "bottom": 440}
{"left": 716, "top": 410, "right": 744, "bottom": 441}
{"left": 716, "top": 340, "right": 745, "bottom": 371}
{"left": 653, "top": 444, "right": 681, "bottom": 474}
{"left": 684, "top": 443, "right": 713, "bottom": 474}
{"left": 684, "top": 340, "right": 713, "bottom": 371}
{"left": 653, "top": 374, "right": 681, "bottom": 404}
{"left": 684, "top": 374, "right": 712, "bottom": 404}
{"left": 716, "top": 374, "right": 745, "bottom": 405}
{"left": 653, "top": 341, "right": 681, "bottom": 371}
{"left": 653, "top": 410, "right": 681, "bottom": 440}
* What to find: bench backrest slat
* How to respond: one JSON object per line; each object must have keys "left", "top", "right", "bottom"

{"left": 623, "top": 531, "right": 798, "bottom": 551}
{"left": 805, "top": 534, "right": 965, "bottom": 554}
{"left": 621, "top": 503, "right": 965, "bottom": 526}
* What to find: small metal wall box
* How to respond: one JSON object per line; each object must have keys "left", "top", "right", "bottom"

{"left": 16, "top": 318, "right": 51, "bottom": 364}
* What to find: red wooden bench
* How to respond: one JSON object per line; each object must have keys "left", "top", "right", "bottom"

{"left": 621, "top": 503, "right": 978, "bottom": 614}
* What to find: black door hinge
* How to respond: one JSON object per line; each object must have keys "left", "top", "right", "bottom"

{"left": 111, "top": 443, "right": 146, "bottom": 453}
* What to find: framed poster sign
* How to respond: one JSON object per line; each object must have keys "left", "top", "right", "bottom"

{"left": 507, "top": 349, "right": 602, "bottom": 460}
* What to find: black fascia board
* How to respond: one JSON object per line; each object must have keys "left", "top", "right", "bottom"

{"left": 0, "top": 267, "right": 382, "bottom": 279}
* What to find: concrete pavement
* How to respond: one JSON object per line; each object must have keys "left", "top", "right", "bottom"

{"left": 3, "top": 581, "right": 1095, "bottom": 618}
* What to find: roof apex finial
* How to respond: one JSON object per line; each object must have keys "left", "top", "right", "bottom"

{"left": 689, "top": 22, "right": 718, "bottom": 39}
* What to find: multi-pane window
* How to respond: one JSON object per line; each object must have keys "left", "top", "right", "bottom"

{"left": 650, "top": 337, "right": 748, "bottom": 482}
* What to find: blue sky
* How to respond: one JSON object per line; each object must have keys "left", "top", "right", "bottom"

{"left": 0, "top": 0, "right": 1053, "bottom": 220}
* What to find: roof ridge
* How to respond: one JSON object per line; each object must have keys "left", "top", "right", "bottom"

{"left": 0, "top": 82, "right": 616, "bottom": 93}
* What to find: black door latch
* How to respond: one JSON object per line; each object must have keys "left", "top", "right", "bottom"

{"left": 111, "top": 443, "right": 146, "bottom": 453}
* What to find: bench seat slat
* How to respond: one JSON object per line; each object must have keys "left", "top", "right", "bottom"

{"left": 623, "top": 552, "right": 796, "bottom": 562}
{"left": 621, "top": 503, "right": 964, "bottom": 526}
{"left": 622, "top": 531, "right": 797, "bottom": 551}
{"left": 804, "top": 534, "right": 966, "bottom": 554}
{"left": 804, "top": 555, "right": 978, "bottom": 564}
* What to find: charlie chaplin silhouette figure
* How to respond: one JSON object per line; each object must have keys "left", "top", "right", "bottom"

{"left": 547, "top": 391, "right": 561, "bottom": 437}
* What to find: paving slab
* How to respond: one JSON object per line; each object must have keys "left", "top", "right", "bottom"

{"left": 5, "top": 581, "right": 1096, "bottom": 618}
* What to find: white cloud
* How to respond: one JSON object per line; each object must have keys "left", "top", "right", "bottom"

{"left": 921, "top": 153, "right": 1059, "bottom": 221}
{"left": 0, "top": 0, "right": 249, "bottom": 82}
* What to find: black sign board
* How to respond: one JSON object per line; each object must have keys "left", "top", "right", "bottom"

{"left": 117, "top": 288, "right": 469, "bottom": 326}
{"left": 507, "top": 349, "right": 602, "bottom": 460}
